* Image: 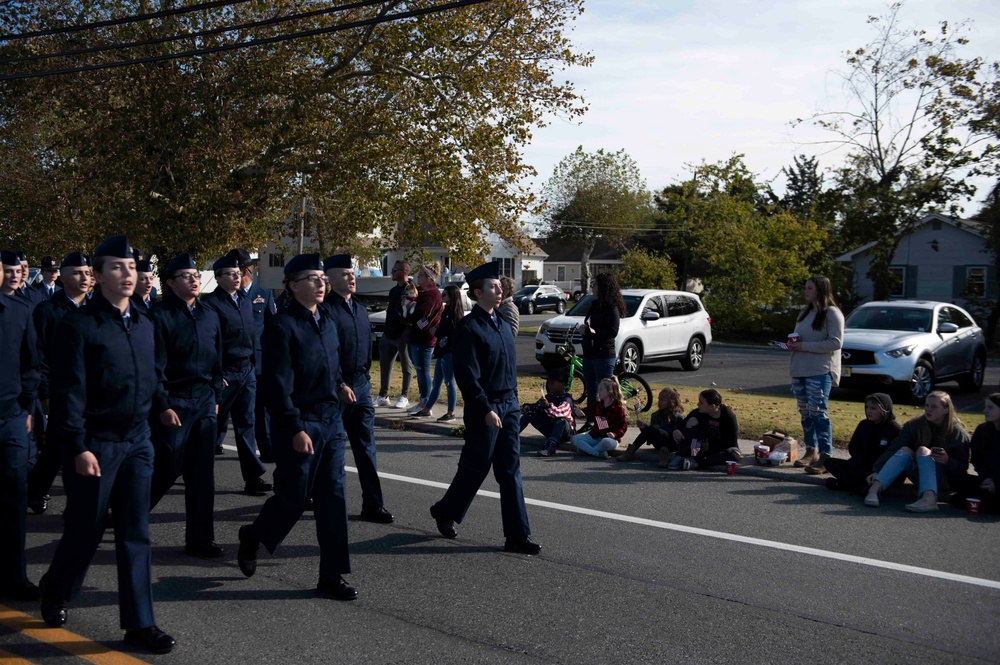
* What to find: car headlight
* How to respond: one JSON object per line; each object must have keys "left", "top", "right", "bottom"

{"left": 539, "top": 321, "right": 551, "bottom": 334}
{"left": 885, "top": 344, "right": 917, "bottom": 358}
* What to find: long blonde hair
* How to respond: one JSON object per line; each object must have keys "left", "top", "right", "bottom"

{"left": 599, "top": 377, "right": 624, "bottom": 407}
{"left": 909, "top": 390, "right": 963, "bottom": 447}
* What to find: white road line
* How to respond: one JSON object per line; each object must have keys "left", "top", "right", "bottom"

{"left": 350, "top": 466, "right": 1000, "bottom": 591}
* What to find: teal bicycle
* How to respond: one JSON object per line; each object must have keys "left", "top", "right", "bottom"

{"left": 554, "top": 344, "right": 653, "bottom": 413}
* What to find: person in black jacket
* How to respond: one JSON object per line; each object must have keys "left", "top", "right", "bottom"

{"left": 430, "top": 261, "right": 539, "bottom": 554}
{"left": 422, "top": 283, "right": 465, "bottom": 422}
{"left": 374, "top": 260, "right": 413, "bottom": 409}
{"left": 0, "top": 267, "right": 41, "bottom": 602}
{"left": 825, "top": 393, "right": 900, "bottom": 492}
{"left": 148, "top": 254, "right": 225, "bottom": 558}
{"left": 577, "top": 273, "right": 624, "bottom": 411}
{"left": 237, "top": 254, "right": 358, "bottom": 601}
{"left": 203, "top": 250, "right": 269, "bottom": 495}
{"left": 31, "top": 255, "right": 60, "bottom": 300}
{"left": 39, "top": 236, "right": 175, "bottom": 654}
{"left": 949, "top": 393, "right": 1000, "bottom": 514}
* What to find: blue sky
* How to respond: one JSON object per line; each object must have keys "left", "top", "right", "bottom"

{"left": 520, "top": 0, "right": 1000, "bottom": 213}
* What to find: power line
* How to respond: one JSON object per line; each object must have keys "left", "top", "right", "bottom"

{"left": 0, "top": 0, "right": 253, "bottom": 41}
{"left": 0, "top": 0, "right": 386, "bottom": 64}
{"left": 0, "top": 0, "right": 490, "bottom": 81}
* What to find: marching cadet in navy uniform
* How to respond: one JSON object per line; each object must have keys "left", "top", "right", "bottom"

{"left": 237, "top": 254, "right": 358, "bottom": 601}
{"left": 323, "top": 254, "right": 393, "bottom": 524}
{"left": 430, "top": 261, "right": 540, "bottom": 554}
{"left": 26, "top": 252, "right": 94, "bottom": 515}
{"left": 0, "top": 262, "right": 41, "bottom": 601}
{"left": 39, "top": 236, "right": 176, "bottom": 654}
{"left": 133, "top": 257, "right": 158, "bottom": 312}
{"left": 202, "top": 250, "right": 270, "bottom": 495}
{"left": 238, "top": 248, "right": 277, "bottom": 462}
{"left": 148, "top": 254, "right": 225, "bottom": 559}
{"left": 31, "top": 256, "right": 60, "bottom": 300}
{"left": 14, "top": 251, "right": 46, "bottom": 311}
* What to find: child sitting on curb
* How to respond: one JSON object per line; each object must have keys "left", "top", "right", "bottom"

{"left": 674, "top": 388, "right": 741, "bottom": 470}
{"left": 617, "top": 387, "right": 685, "bottom": 466}
{"left": 571, "top": 377, "right": 628, "bottom": 459}
{"left": 521, "top": 369, "right": 575, "bottom": 457}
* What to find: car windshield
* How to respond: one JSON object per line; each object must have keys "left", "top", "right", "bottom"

{"left": 566, "top": 294, "right": 643, "bottom": 318}
{"left": 845, "top": 307, "right": 933, "bottom": 333}
{"left": 513, "top": 286, "right": 538, "bottom": 297}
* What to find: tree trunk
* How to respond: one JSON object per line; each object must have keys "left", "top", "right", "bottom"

{"left": 580, "top": 237, "right": 595, "bottom": 296}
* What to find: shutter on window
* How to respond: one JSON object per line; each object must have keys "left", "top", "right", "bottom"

{"left": 988, "top": 266, "right": 999, "bottom": 299}
{"left": 952, "top": 266, "right": 967, "bottom": 298}
{"left": 905, "top": 265, "right": 919, "bottom": 298}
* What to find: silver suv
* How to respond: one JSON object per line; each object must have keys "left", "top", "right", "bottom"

{"left": 840, "top": 300, "right": 987, "bottom": 403}
{"left": 535, "top": 289, "right": 712, "bottom": 373}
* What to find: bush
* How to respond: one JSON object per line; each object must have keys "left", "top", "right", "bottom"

{"left": 617, "top": 248, "right": 677, "bottom": 290}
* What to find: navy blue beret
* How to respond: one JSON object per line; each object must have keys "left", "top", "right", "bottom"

{"left": 284, "top": 253, "right": 323, "bottom": 276}
{"left": 212, "top": 253, "right": 240, "bottom": 272}
{"left": 465, "top": 260, "right": 500, "bottom": 286}
{"left": 323, "top": 254, "right": 352, "bottom": 271}
{"left": 15, "top": 251, "right": 26, "bottom": 263}
{"left": 94, "top": 235, "right": 135, "bottom": 259}
{"left": 1, "top": 250, "right": 20, "bottom": 266}
{"left": 60, "top": 252, "right": 91, "bottom": 268}
{"left": 164, "top": 253, "right": 198, "bottom": 279}
{"left": 136, "top": 260, "right": 152, "bottom": 273}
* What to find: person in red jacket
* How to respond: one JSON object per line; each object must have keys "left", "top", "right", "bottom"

{"left": 405, "top": 262, "right": 443, "bottom": 417}
{"left": 570, "top": 377, "right": 627, "bottom": 458}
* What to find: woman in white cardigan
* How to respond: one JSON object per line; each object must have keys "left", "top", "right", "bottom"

{"left": 787, "top": 275, "right": 844, "bottom": 475}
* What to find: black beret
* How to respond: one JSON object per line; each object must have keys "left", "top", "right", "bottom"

{"left": 164, "top": 253, "right": 198, "bottom": 279}
{"left": 284, "top": 253, "right": 323, "bottom": 276}
{"left": 60, "top": 252, "right": 91, "bottom": 268}
{"left": 465, "top": 260, "right": 500, "bottom": 286}
{"left": 1, "top": 250, "right": 20, "bottom": 266}
{"left": 323, "top": 254, "right": 352, "bottom": 271}
{"left": 212, "top": 253, "right": 240, "bottom": 272}
{"left": 230, "top": 248, "right": 255, "bottom": 268}
{"left": 135, "top": 260, "right": 152, "bottom": 273}
{"left": 94, "top": 235, "right": 135, "bottom": 259}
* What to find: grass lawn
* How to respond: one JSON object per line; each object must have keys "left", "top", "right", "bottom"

{"left": 371, "top": 360, "right": 985, "bottom": 447}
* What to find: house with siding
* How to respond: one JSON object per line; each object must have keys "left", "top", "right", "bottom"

{"left": 836, "top": 213, "right": 996, "bottom": 306}
{"left": 534, "top": 237, "right": 625, "bottom": 298}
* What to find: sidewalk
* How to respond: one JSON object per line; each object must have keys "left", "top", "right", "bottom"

{"left": 372, "top": 401, "right": 851, "bottom": 487}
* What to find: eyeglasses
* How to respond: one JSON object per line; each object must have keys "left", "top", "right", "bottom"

{"left": 295, "top": 275, "right": 329, "bottom": 286}
{"left": 171, "top": 273, "right": 200, "bottom": 282}
{"left": 218, "top": 271, "right": 240, "bottom": 279}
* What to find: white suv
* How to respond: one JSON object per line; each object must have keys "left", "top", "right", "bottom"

{"left": 535, "top": 289, "right": 712, "bottom": 373}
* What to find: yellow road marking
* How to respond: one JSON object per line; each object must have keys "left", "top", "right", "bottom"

{"left": 0, "top": 645, "right": 34, "bottom": 664}
{"left": 0, "top": 604, "right": 149, "bottom": 665}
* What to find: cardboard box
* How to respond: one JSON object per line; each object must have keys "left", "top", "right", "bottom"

{"left": 761, "top": 430, "right": 799, "bottom": 462}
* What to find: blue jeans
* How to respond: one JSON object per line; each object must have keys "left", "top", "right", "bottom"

{"left": 582, "top": 357, "right": 616, "bottom": 408}
{"left": 424, "top": 354, "right": 456, "bottom": 413}
{"left": 791, "top": 374, "right": 833, "bottom": 455}
{"left": 875, "top": 450, "right": 939, "bottom": 497}
{"left": 572, "top": 432, "right": 619, "bottom": 458}
{"left": 408, "top": 344, "right": 433, "bottom": 407}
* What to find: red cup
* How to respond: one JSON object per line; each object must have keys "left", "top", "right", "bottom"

{"left": 788, "top": 332, "right": 801, "bottom": 345}
{"left": 726, "top": 461, "right": 737, "bottom": 476}
{"left": 967, "top": 498, "right": 982, "bottom": 516}
{"left": 754, "top": 445, "right": 770, "bottom": 463}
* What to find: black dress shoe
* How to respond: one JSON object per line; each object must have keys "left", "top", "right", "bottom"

{"left": 237, "top": 525, "right": 258, "bottom": 578}
{"left": 28, "top": 495, "right": 49, "bottom": 515}
{"left": 215, "top": 444, "right": 224, "bottom": 455}
{"left": 243, "top": 477, "right": 272, "bottom": 496}
{"left": 184, "top": 542, "right": 225, "bottom": 559}
{"left": 0, "top": 579, "right": 40, "bottom": 601}
{"left": 124, "top": 626, "right": 176, "bottom": 654}
{"left": 359, "top": 506, "right": 394, "bottom": 524}
{"left": 429, "top": 503, "right": 457, "bottom": 539}
{"left": 503, "top": 537, "right": 542, "bottom": 555}
{"left": 39, "top": 575, "right": 67, "bottom": 627}
{"left": 316, "top": 576, "right": 358, "bottom": 601}
{"left": 258, "top": 451, "right": 275, "bottom": 464}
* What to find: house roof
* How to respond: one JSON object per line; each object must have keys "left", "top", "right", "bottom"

{"left": 533, "top": 237, "right": 625, "bottom": 263}
{"left": 835, "top": 213, "right": 984, "bottom": 262}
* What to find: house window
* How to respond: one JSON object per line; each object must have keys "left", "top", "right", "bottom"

{"left": 557, "top": 266, "right": 566, "bottom": 282}
{"left": 269, "top": 253, "right": 285, "bottom": 268}
{"left": 495, "top": 257, "right": 513, "bottom": 277}
{"left": 966, "top": 267, "right": 986, "bottom": 297}
{"left": 888, "top": 266, "right": 905, "bottom": 297}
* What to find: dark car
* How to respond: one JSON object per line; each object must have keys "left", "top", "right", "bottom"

{"left": 513, "top": 284, "right": 567, "bottom": 314}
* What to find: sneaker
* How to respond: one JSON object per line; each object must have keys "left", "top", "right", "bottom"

{"left": 393, "top": 396, "right": 410, "bottom": 409}
{"left": 864, "top": 492, "right": 880, "bottom": 507}
{"left": 536, "top": 447, "right": 556, "bottom": 457}
{"left": 411, "top": 409, "right": 433, "bottom": 418}
{"left": 682, "top": 457, "right": 698, "bottom": 471}
{"left": 373, "top": 395, "right": 391, "bottom": 407}
{"left": 407, "top": 405, "right": 424, "bottom": 415}
{"left": 905, "top": 494, "right": 940, "bottom": 513}
{"left": 667, "top": 455, "right": 683, "bottom": 470}
{"left": 436, "top": 413, "right": 456, "bottom": 423}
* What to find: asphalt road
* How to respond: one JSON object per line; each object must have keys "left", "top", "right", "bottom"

{"left": 6, "top": 426, "right": 999, "bottom": 664}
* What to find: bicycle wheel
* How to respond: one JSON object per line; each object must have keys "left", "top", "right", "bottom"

{"left": 572, "top": 365, "right": 587, "bottom": 405}
{"left": 618, "top": 372, "right": 652, "bottom": 412}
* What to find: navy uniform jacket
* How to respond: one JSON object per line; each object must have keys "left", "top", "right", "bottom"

{"left": 131, "top": 293, "right": 159, "bottom": 313}
{"left": 14, "top": 286, "right": 45, "bottom": 312}
{"left": 242, "top": 281, "right": 276, "bottom": 373}
{"left": 151, "top": 290, "right": 224, "bottom": 414}
{"left": 322, "top": 293, "right": 371, "bottom": 386}
{"left": 201, "top": 287, "right": 256, "bottom": 381}
{"left": 31, "top": 281, "right": 60, "bottom": 301}
{"left": 32, "top": 291, "right": 86, "bottom": 402}
{"left": 452, "top": 304, "right": 517, "bottom": 419}
{"left": 263, "top": 300, "right": 345, "bottom": 435}
{"left": 0, "top": 294, "right": 40, "bottom": 417}
{"left": 49, "top": 291, "right": 156, "bottom": 456}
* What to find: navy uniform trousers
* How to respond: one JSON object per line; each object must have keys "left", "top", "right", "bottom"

{"left": 247, "top": 407, "right": 350, "bottom": 579}
{"left": 150, "top": 388, "right": 217, "bottom": 547}
{"left": 339, "top": 379, "right": 384, "bottom": 512}
{"left": 0, "top": 411, "right": 30, "bottom": 588}
{"left": 46, "top": 433, "right": 156, "bottom": 630}
{"left": 438, "top": 395, "right": 530, "bottom": 541}
{"left": 216, "top": 366, "right": 265, "bottom": 482}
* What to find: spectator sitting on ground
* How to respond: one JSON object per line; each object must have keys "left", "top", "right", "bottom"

{"left": 675, "top": 388, "right": 741, "bottom": 470}
{"left": 825, "top": 393, "right": 900, "bottom": 493}
{"left": 864, "top": 390, "right": 970, "bottom": 513}
{"left": 570, "top": 377, "right": 628, "bottom": 459}
{"left": 617, "top": 387, "right": 685, "bottom": 466}
{"left": 948, "top": 393, "right": 1000, "bottom": 514}
{"left": 497, "top": 275, "right": 519, "bottom": 338}
{"left": 522, "top": 369, "right": 575, "bottom": 457}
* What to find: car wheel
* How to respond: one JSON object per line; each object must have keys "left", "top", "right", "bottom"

{"left": 526, "top": 301, "right": 535, "bottom": 315}
{"left": 556, "top": 301, "right": 565, "bottom": 314}
{"left": 681, "top": 336, "right": 705, "bottom": 371}
{"left": 572, "top": 290, "right": 583, "bottom": 301}
{"left": 619, "top": 341, "right": 640, "bottom": 374}
{"left": 905, "top": 359, "right": 935, "bottom": 404}
{"left": 958, "top": 352, "right": 986, "bottom": 392}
